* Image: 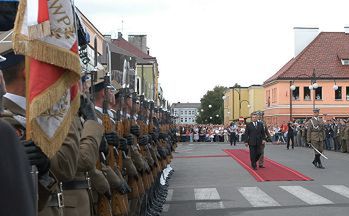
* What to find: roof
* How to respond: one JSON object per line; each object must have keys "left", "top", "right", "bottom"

{"left": 100, "top": 40, "right": 152, "bottom": 64}
{"left": 264, "top": 32, "right": 349, "bottom": 85}
{"left": 112, "top": 37, "right": 155, "bottom": 60}
{"left": 172, "top": 103, "right": 201, "bottom": 109}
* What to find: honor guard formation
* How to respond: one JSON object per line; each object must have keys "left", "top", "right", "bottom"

{"left": 0, "top": 1, "right": 177, "bottom": 216}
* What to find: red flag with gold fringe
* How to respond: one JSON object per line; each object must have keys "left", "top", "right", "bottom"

{"left": 12, "top": 0, "right": 80, "bottom": 157}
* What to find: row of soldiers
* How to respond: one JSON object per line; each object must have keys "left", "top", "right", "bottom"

{"left": 0, "top": 30, "right": 177, "bottom": 216}
{"left": 296, "top": 118, "right": 349, "bottom": 153}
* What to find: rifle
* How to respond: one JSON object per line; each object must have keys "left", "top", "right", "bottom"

{"left": 129, "top": 92, "right": 148, "bottom": 193}
{"left": 96, "top": 152, "right": 113, "bottom": 216}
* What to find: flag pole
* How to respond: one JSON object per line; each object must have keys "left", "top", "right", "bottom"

{"left": 26, "top": 56, "right": 38, "bottom": 216}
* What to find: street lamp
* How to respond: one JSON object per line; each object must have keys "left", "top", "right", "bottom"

{"left": 208, "top": 105, "right": 212, "bottom": 108}
{"left": 210, "top": 116, "right": 212, "bottom": 119}
{"left": 201, "top": 109, "right": 204, "bottom": 112}
{"left": 290, "top": 68, "right": 338, "bottom": 120}
{"left": 216, "top": 114, "right": 219, "bottom": 117}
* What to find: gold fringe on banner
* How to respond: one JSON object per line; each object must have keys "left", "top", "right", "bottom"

{"left": 28, "top": 20, "right": 51, "bottom": 40}
{"left": 12, "top": 0, "right": 81, "bottom": 77}
{"left": 31, "top": 94, "right": 80, "bottom": 158}
{"left": 29, "top": 72, "right": 78, "bottom": 122}
{"left": 13, "top": 35, "right": 81, "bottom": 77}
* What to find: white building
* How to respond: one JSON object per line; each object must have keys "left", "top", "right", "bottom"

{"left": 171, "top": 103, "right": 201, "bottom": 124}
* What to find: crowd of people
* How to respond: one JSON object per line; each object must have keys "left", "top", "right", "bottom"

{"left": 177, "top": 117, "right": 349, "bottom": 154}
{"left": 177, "top": 123, "right": 247, "bottom": 144}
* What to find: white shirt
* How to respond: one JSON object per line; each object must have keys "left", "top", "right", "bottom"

{"left": 3, "top": 93, "right": 26, "bottom": 127}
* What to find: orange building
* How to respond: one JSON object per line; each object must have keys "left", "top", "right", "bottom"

{"left": 264, "top": 27, "right": 349, "bottom": 125}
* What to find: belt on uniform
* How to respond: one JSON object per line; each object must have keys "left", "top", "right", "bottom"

{"left": 62, "top": 179, "right": 91, "bottom": 190}
{"left": 47, "top": 192, "right": 64, "bottom": 208}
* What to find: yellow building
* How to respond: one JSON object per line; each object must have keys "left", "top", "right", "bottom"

{"left": 223, "top": 85, "right": 264, "bottom": 125}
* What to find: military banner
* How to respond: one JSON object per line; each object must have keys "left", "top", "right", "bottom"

{"left": 12, "top": 0, "right": 80, "bottom": 157}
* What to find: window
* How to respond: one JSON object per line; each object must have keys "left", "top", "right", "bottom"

{"left": 184, "top": 111, "right": 187, "bottom": 115}
{"left": 180, "top": 118, "right": 183, "bottom": 122}
{"left": 271, "top": 88, "right": 277, "bottom": 103}
{"left": 184, "top": 118, "right": 187, "bottom": 122}
{"left": 266, "top": 90, "right": 271, "bottom": 107}
{"left": 315, "top": 87, "right": 322, "bottom": 100}
{"left": 180, "top": 111, "right": 183, "bottom": 115}
{"left": 346, "top": 87, "right": 349, "bottom": 100}
{"left": 341, "top": 59, "right": 349, "bottom": 65}
{"left": 335, "top": 86, "right": 342, "bottom": 100}
{"left": 292, "top": 87, "right": 300, "bottom": 100}
{"left": 304, "top": 87, "right": 311, "bottom": 100}
{"left": 135, "top": 77, "right": 141, "bottom": 95}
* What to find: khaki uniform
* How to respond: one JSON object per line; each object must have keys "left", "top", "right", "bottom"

{"left": 342, "top": 125, "right": 349, "bottom": 153}
{"left": 307, "top": 117, "right": 325, "bottom": 153}
{"left": 3, "top": 96, "right": 81, "bottom": 216}
{"left": 63, "top": 119, "right": 104, "bottom": 216}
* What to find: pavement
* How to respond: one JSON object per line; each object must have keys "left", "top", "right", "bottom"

{"left": 162, "top": 142, "right": 349, "bottom": 216}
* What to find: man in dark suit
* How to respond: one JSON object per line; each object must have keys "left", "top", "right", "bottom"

{"left": 244, "top": 113, "right": 266, "bottom": 170}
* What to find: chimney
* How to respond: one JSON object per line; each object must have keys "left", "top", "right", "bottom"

{"left": 104, "top": 34, "right": 111, "bottom": 41}
{"left": 294, "top": 27, "right": 319, "bottom": 57}
{"left": 345, "top": 26, "right": 349, "bottom": 34}
{"left": 128, "top": 35, "right": 147, "bottom": 54}
{"left": 118, "top": 32, "right": 123, "bottom": 39}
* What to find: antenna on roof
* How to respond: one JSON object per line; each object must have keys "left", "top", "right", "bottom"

{"left": 121, "top": 20, "right": 124, "bottom": 33}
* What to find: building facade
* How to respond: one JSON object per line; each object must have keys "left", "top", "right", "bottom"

{"left": 223, "top": 85, "right": 264, "bottom": 125}
{"left": 112, "top": 33, "right": 160, "bottom": 103}
{"left": 172, "top": 103, "right": 201, "bottom": 124}
{"left": 264, "top": 27, "right": 349, "bottom": 125}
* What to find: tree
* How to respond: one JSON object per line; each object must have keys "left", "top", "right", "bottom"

{"left": 196, "top": 86, "right": 227, "bottom": 124}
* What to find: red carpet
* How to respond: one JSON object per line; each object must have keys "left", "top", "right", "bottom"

{"left": 224, "top": 149, "right": 313, "bottom": 182}
{"left": 174, "top": 155, "right": 230, "bottom": 159}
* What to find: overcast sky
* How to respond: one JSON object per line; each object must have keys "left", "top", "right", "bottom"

{"left": 75, "top": 0, "right": 349, "bottom": 103}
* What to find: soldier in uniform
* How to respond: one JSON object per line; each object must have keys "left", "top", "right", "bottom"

{"left": 342, "top": 120, "right": 349, "bottom": 153}
{"left": 62, "top": 87, "right": 105, "bottom": 216}
{"left": 92, "top": 72, "right": 133, "bottom": 216}
{"left": 0, "top": 31, "right": 81, "bottom": 215}
{"left": 307, "top": 108, "right": 325, "bottom": 169}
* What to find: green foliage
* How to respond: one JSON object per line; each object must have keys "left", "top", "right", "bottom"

{"left": 196, "top": 86, "right": 227, "bottom": 124}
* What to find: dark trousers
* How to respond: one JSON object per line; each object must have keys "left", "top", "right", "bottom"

{"left": 230, "top": 133, "right": 237, "bottom": 145}
{"left": 287, "top": 135, "right": 294, "bottom": 149}
{"left": 249, "top": 145, "right": 261, "bottom": 168}
{"left": 333, "top": 137, "right": 340, "bottom": 151}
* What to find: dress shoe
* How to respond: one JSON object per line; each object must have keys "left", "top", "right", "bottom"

{"left": 312, "top": 161, "right": 318, "bottom": 168}
{"left": 259, "top": 165, "right": 265, "bottom": 168}
{"left": 317, "top": 164, "right": 325, "bottom": 169}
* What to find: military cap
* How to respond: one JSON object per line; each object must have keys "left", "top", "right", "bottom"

{"left": 313, "top": 108, "right": 320, "bottom": 113}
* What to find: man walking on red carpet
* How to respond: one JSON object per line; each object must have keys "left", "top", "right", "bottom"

{"left": 244, "top": 113, "right": 266, "bottom": 170}
{"left": 256, "top": 111, "right": 271, "bottom": 168}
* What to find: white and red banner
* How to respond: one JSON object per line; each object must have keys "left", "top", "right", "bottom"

{"left": 13, "top": 0, "right": 80, "bottom": 157}
{"left": 26, "top": 0, "right": 50, "bottom": 39}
